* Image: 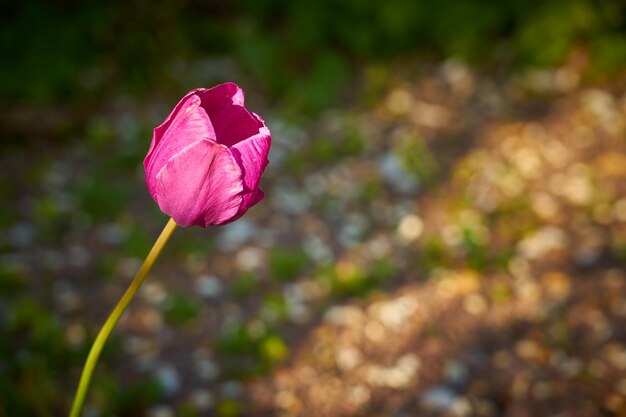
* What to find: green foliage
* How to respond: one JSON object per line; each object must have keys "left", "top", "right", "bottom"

{"left": 460, "top": 227, "right": 488, "bottom": 272}
{"left": 269, "top": 247, "right": 309, "bottom": 282}
{"left": 0, "top": 265, "right": 26, "bottom": 295}
{"left": 319, "top": 260, "right": 393, "bottom": 297}
{"left": 286, "top": 130, "right": 365, "bottom": 175}
{"left": 259, "top": 335, "right": 289, "bottom": 362}
{"left": 91, "top": 374, "right": 163, "bottom": 416}
{"left": 309, "top": 129, "right": 366, "bottom": 165}
{"left": 217, "top": 322, "right": 257, "bottom": 356}
{"left": 178, "top": 402, "right": 202, "bottom": 417}
{"left": 216, "top": 399, "right": 241, "bottom": 417}
{"left": 162, "top": 292, "right": 202, "bottom": 324}
{"left": 72, "top": 176, "right": 131, "bottom": 221}
{"left": 4, "top": 0, "right": 624, "bottom": 114}
{"left": 217, "top": 319, "right": 289, "bottom": 379}
{"left": 122, "top": 224, "right": 153, "bottom": 258}
{"left": 589, "top": 34, "right": 626, "bottom": 78}
{"left": 310, "top": 139, "right": 337, "bottom": 164}
{"left": 369, "top": 258, "right": 397, "bottom": 282}
{"left": 358, "top": 179, "right": 384, "bottom": 202}
{"left": 231, "top": 271, "right": 259, "bottom": 296}
{"left": 260, "top": 293, "right": 289, "bottom": 323}
{"left": 6, "top": 299, "right": 67, "bottom": 357}
{"left": 395, "top": 133, "right": 439, "bottom": 187}
{"left": 0, "top": 2, "right": 101, "bottom": 103}
{"left": 418, "top": 238, "right": 447, "bottom": 275}
{"left": 116, "top": 379, "right": 163, "bottom": 411}
{"left": 287, "top": 51, "right": 350, "bottom": 113}
{"left": 95, "top": 253, "right": 119, "bottom": 281}
{"left": 490, "top": 282, "right": 512, "bottom": 304}
{"left": 85, "top": 118, "right": 116, "bottom": 151}
{"left": 0, "top": 297, "right": 85, "bottom": 416}
{"left": 514, "top": 0, "right": 596, "bottom": 66}
{"left": 31, "top": 196, "right": 68, "bottom": 243}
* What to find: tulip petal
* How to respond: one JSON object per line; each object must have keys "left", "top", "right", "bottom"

{"left": 230, "top": 126, "right": 271, "bottom": 195}
{"left": 195, "top": 83, "right": 264, "bottom": 147}
{"left": 230, "top": 188, "right": 265, "bottom": 223}
{"left": 149, "top": 90, "right": 198, "bottom": 154}
{"left": 154, "top": 140, "right": 243, "bottom": 227}
{"left": 145, "top": 94, "right": 216, "bottom": 197}
{"left": 243, "top": 188, "right": 264, "bottom": 211}
{"left": 249, "top": 188, "right": 264, "bottom": 206}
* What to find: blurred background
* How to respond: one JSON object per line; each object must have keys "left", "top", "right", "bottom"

{"left": 1, "top": 0, "right": 626, "bottom": 416}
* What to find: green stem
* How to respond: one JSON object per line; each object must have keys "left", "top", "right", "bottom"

{"left": 68, "top": 218, "right": 178, "bottom": 417}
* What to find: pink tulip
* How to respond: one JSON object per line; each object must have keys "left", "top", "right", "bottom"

{"left": 144, "top": 83, "right": 271, "bottom": 227}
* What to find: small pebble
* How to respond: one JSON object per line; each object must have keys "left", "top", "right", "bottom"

{"left": 190, "top": 389, "right": 214, "bottom": 411}
{"left": 155, "top": 365, "right": 181, "bottom": 397}
{"left": 9, "top": 222, "right": 34, "bottom": 248}
{"left": 195, "top": 275, "right": 223, "bottom": 298}
{"left": 420, "top": 386, "right": 470, "bottom": 417}
{"left": 147, "top": 405, "right": 175, "bottom": 417}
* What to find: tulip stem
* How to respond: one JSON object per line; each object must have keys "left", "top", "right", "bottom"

{"left": 68, "top": 218, "right": 178, "bottom": 417}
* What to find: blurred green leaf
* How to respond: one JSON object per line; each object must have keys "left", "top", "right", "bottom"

{"left": 0, "top": 265, "right": 26, "bottom": 295}
{"left": 216, "top": 399, "right": 241, "bottom": 417}
{"left": 217, "top": 323, "right": 256, "bottom": 355}
{"left": 72, "top": 176, "right": 130, "bottom": 221}
{"left": 269, "top": 247, "right": 309, "bottom": 282}
{"left": 231, "top": 271, "right": 259, "bottom": 296}
{"left": 163, "top": 292, "right": 201, "bottom": 324}
{"left": 122, "top": 224, "right": 153, "bottom": 258}
{"left": 260, "top": 293, "right": 289, "bottom": 323}
{"left": 259, "top": 335, "right": 289, "bottom": 362}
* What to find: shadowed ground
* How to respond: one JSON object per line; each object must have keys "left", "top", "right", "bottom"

{"left": 1, "top": 54, "right": 625, "bottom": 417}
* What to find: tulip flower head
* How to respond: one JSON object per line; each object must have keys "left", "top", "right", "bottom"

{"left": 144, "top": 83, "right": 271, "bottom": 227}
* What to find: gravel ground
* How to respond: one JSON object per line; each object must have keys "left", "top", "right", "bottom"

{"left": 1, "top": 60, "right": 625, "bottom": 417}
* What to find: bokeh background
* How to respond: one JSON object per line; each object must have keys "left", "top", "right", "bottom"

{"left": 2, "top": 1, "right": 626, "bottom": 416}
